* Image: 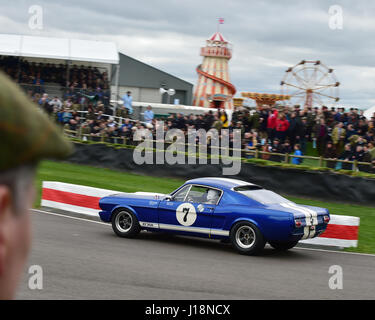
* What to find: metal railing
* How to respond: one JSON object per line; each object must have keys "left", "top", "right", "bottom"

{"left": 19, "top": 82, "right": 111, "bottom": 98}
{"left": 73, "top": 111, "right": 146, "bottom": 126}
{"left": 62, "top": 128, "right": 375, "bottom": 173}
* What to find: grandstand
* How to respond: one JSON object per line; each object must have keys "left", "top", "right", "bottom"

{"left": 0, "top": 34, "right": 119, "bottom": 106}
{"left": 0, "top": 34, "right": 201, "bottom": 119}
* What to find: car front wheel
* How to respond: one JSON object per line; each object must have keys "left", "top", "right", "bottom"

{"left": 112, "top": 209, "right": 141, "bottom": 238}
{"left": 230, "top": 221, "right": 265, "bottom": 255}
{"left": 268, "top": 240, "right": 299, "bottom": 251}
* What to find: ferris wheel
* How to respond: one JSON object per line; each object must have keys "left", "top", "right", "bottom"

{"left": 280, "top": 60, "right": 340, "bottom": 108}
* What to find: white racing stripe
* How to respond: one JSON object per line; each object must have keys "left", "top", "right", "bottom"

{"left": 141, "top": 221, "right": 230, "bottom": 236}
{"left": 281, "top": 202, "right": 318, "bottom": 239}
{"left": 200, "top": 177, "right": 251, "bottom": 186}
{"left": 211, "top": 229, "right": 230, "bottom": 236}
{"left": 281, "top": 203, "right": 309, "bottom": 239}
{"left": 134, "top": 192, "right": 167, "bottom": 198}
{"left": 33, "top": 210, "right": 230, "bottom": 237}
{"left": 290, "top": 203, "right": 318, "bottom": 238}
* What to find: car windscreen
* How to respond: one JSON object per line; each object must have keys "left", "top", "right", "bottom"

{"left": 233, "top": 185, "right": 290, "bottom": 205}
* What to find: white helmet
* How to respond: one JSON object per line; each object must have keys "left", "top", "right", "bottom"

{"left": 207, "top": 189, "right": 219, "bottom": 203}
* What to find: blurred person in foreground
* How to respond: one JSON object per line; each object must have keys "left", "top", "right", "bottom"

{"left": 0, "top": 71, "right": 72, "bottom": 299}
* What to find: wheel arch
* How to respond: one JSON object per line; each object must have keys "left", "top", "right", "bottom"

{"left": 111, "top": 205, "right": 139, "bottom": 221}
{"left": 230, "top": 217, "right": 264, "bottom": 236}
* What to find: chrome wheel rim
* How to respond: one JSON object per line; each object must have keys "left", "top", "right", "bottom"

{"left": 115, "top": 211, "right": 132, "bottom": 233}
{"left": 236, "top": 225, "right": 256, "bottom": 249}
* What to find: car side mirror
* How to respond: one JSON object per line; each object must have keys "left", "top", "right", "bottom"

{"left": 164, "top": 195, "right": 173, "bottom": 201}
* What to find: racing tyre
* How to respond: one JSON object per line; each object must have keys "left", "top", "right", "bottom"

{"left": 112, "top": 209, "right": 141, "bottom": 238}
{"left": 230, "top": 221, "right": 265, "bottom": 255}
{"left": 268, "top": 240, "right": 299, "bottom": 251}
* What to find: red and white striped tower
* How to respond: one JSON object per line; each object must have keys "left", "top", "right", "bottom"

{"left": 193, "top": 28, "right": 236, "bottom": 110}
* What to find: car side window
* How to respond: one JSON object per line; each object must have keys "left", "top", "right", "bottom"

{"left": 186, "top": 185, "right": 222, "bottom": 205}
{"left": 171, "top": 185, "right": 190, "bottom": 202}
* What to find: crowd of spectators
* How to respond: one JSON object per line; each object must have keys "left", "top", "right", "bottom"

{"left": 32, "top": 88, "right": 375, "bottom": 172}
{"left": 2, "top": 54, "right": 374, "bottom": 173}
{"left": 0, "top": 55, "right": 110, "bottom": 98}
{"left": 233, "top": 104, "right": 375, "bottom": 171}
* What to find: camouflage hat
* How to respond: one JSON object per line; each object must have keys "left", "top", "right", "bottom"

{"left": 0, "top": 71, "right": 73, "bottom": 171}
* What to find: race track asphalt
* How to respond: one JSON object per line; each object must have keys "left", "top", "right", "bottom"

{"left": 16, "top": 210, "right": 375, "bottom": 300}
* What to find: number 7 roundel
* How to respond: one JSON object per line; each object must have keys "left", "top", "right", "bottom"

{"left": 176, "top": 203, "right": 197, "bottom": 226}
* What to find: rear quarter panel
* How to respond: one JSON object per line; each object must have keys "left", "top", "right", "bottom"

{"left": 217, "top": 189, "right": 295, "bottom": 241}
{"left": 217, "top": 204, "right": 294, "bottom": 241}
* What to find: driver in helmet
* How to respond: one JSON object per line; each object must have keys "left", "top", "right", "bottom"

{"left": 206, "top": 189, "right": 220, "bottom": 204}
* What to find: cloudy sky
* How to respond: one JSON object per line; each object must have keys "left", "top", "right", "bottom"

{"left": 0, "top": 0, "right": 374, "bottom": 108}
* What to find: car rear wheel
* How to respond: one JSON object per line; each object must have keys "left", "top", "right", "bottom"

{"left": 230, "top": 222, "right": 265, "bottom": 255}
{"left": 268, "top": 240, "right": 299, "bottom": 251}
{"left": 112, "top": 209, "right": 141, "bottom": 238}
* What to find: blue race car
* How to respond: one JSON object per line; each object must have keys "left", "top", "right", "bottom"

{"left": 99, "top": 177, "right": 330, "bottom": 255}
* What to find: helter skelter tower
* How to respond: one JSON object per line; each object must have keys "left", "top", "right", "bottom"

{"left": 193, "top": 30, "right": 236, "bottom": 110}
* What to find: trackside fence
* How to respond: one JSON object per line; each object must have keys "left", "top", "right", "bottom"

{"left": 62, "top": 128, "right": 374, "bottom": 173}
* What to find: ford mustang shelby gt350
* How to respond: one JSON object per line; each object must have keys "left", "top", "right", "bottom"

{"left": 99, "top": 177, "right": 330, "bottom": 255}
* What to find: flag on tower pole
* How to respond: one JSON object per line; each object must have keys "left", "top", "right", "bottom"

{"left": 217, "top": 18, "right": 224, "bottom": 32}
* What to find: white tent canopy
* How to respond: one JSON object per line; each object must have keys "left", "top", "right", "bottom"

{"left": 0, "top": 34, "right": 119, "bottom": 64}
{"left": 364, "top": 106, "right": 375, "bottom": 120}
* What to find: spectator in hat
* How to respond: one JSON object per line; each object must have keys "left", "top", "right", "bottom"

{"left": 0, "top": 71, "right": 72, "bottom": 299}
